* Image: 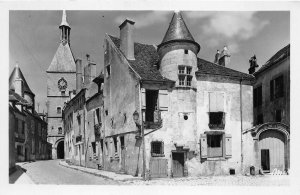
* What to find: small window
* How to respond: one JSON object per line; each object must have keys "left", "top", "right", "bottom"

{"left": 207, "top": 134, "right": 223, "bottom": 157}
{"left": 95, "top": 108, "right": 101, "bottom": 124}
{"left": 113, "top": 137, "right": 118, "bottom": 154}
{"left": 184, "top": 49, "right": 189, "bottom": 54}
{"left": 120, "top": 136, "right": 125, "bottom": 149}
{"left": 100, "top": 139, "right": 104, "bottom": 153}
{"left": 186, "top": 76, "right": 192, "bottom": 86}
{"left": 58, "top": 127, "right": 62, "bottom": 134}
{"left": 179, "top": 76, "right": 185, "bottom": 86}
{"left": 275, "top": 110, "right": 282, "bottom": 122}
{"left": 151, "top": 141, "right": 164, "bottom": 157}
{"left": 270, "top": 75, "right": 284, "bottom": 101}
{"left": 57, "top": 107, "right": 62, "bottom": 114}
{"left": 91, "top": 142, "right": 96, "bottom": 154}
{"left": 186, "top": 67, "right": 192, "bottom": 75}
{"left": 105, "top": 141, "right": 108, "bottom": 155}
{"left": 106, "top": 65, "right": 111, "bottom": 77}
{"left": 61, "top": 91, "right": 66, "bottom": 96}
{"left": 178, "top": 66, "right": 185, "bottom": 74}
{"left": 209, "top": 112, "right": 225, "bottom": 129}
{"left": 253, "top": 86, "right": 262, "bottom": 107}
{"left": 257, "top": 114, "right": 263, "bottom": 125}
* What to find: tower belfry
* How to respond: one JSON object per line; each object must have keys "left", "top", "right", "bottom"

{"left": 59, "top": 10, "right": 71, "bottom": 45}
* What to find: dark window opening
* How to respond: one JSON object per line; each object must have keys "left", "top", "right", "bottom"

{"left": 61, "top": 91, "right": 65, "bottom": 96}
{"left": 257, "top": 114, "right": 263, "bottom": 125}
{"left": 179, "top": 76, "right": 185, "bottom": 86}
{"left": 113, "top": 137, "right": 118, "bottom": 153}
{"left": 184, "top": 115, "right": 188, "bottom": 120}
{"left": 184, "top": 49, "right": 189, "bottom": 54}
{"left": 145, "top": 90, "right": 159, "bottom": 122}
{"left": 105, "top": 110, "right": 108, "bottom": 116}
{"left": 270, "top": 75, "right": 284, "bottom": 101}
{"left": 106, "top": 65, "right": 111, "bottom": 77}
{"left": 57, "top": 107, "right": 62, "bottom": 114}
{"left": 91, "top": 142, "right": 96, "bottom": 154}
{"left": 105, "top": 141, "right": 108, "bottom": 155}
{"left": 100, "top": 139, "right": 104, "bottom": 153}
{"left": 120, "top": 136, "right": 125, "bottom": 149}
{"left": 95, "top": 108, "right": 100, "bottom": 124}
{"left": 58, "top": 127, "right": 62, "bottom": 134}
{"left": 253, "top": 86, "right": 262, "bottom": 107}
{"left": 17, "top": 145, "right": 22, "bottom": 155}
{"left": 229, "top": 169, "right": 235, "bottom": 175}
{"left": 186, "top": 76, "right": 192, "bottom": 86}
{"left": 275, "top": 110, "right": 282, "bottom": 122}
{"left": 207, "top": 134, "right": 223, "bottom": 157}
{"left": 209, "top": 112, "right": 225, "bottom": 129}
{"left": 178, "top": 66, "right": 185, "bottom": 74}
{"left": 186, "top": 67, "right": 192, "bottom": 75}
{"left": 151, "top": 141, "right": 164, "bottom": 157}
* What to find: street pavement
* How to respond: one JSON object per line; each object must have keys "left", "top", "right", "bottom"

{"left": 18, "top": 160, "right": 119, "bottom": 185}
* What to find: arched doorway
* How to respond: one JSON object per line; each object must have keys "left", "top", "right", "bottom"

{"left": 57, "top": 140, "right": 64, "bottom": 159}
{"left": 259, "top": 129, "right": 285, "bottom": 173}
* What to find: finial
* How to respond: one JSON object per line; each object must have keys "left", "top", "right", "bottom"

{"left": 60, "top": 10, "right": 70, "bottom": 27}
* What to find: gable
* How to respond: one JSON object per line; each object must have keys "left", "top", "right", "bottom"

{"left": 47, "top": 43, "right": 76, "bottom": 73}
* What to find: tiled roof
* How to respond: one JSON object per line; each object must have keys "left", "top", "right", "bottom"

{"left": 160, "top": 12, "right": 196, "bottom": 46}
{"left": 196, "top": 58, "right": 255, "bottom": 81}
{"left": 47, "top": 43, "right": 76, "bottom": 72}
{"left": 9, "top": 64, "right": 34, "bottom": 95}
{"left": 9, "top": 90, "right": 31, "bottom": 106}
{"left": 108, "top": 35, "right": 174, "bottom": 83}
{"left": 254, "top": 44, "right": 290, "bottom": 75}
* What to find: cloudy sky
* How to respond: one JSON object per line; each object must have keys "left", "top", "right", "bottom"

{"left": 9, "top": 10, "right": 289, "bottom": 112}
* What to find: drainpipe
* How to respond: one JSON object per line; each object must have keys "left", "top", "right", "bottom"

{"left": 240, "top": 78, "right": 243, "bottom": 173}
{"left": 84, "top": 105, "right": 87, "bottom": 168}
{"left": 138, "top": 81, "right": 146, "bottom": 180}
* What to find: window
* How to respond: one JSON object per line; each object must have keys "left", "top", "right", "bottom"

{"left": 178, "top": 66, "right": 185, "bottom": 74}
{"left": 270, "top": 75, "right": 284, "bottom": 101}
{"left": 151, "top": 141, "right": 164, "bottom": 157}
{"left": 179, "top": 76, "right": 185, "bottom": 86}
{"left": 113, "top": 137, "right": 118, "bottom": 154}
{"left": 253, "top": 86, "right": 262, "bottom": 107}
{"left": 105, "top": 141, "right": 108, "bottom": 155}
{"left": 209, "top": 92, "right": 225, "bottom": 129}
{"left": 100, "top": 139, "right": 104, "bottom": 154}
{"left": 186, "top": 76, "right": 192, "bottom": 86}
{"left": 58, "top": 127, "right": 62, "bottom": 134}
{"left": 61, "top": 91, "right": 65, "bottom": 96}
{"left": 184, "top": 49, "right": 189, "bottom": 54}
{"left": 91, "top": 142, "right": 96, "bottom": 154}
{"left": 186, "top": 67, "right": 192, "bottom": 75}
{"left": 145, "top": 90, "right": 159, "bottom": 122}
{"left": 17, "top": 145, "right": 22, "bottom": 155}
{"left": 257, "top": 114, "right": 263, "bottom": 125}
{"left": 275, "top": 110, "right": 282, "bottom": 122}
{"left": 21, "top": 121, "right": 25, "bottom": 134}
{"left": 209, "top": 112, "right": 225, "bottom": 129}
{"left": 106, "top": 65, "right": 111, "bottom": 77}
{"left": 207, "top": 134, "right": 223, "bottom": 157}
{"left": 95, "top": 108, "right": 100, "bottom": 124}
{"left": 120, "top": 136, "right": 125, "bottom": 149}
{"left": 57, "top": 107, "right": 62, "bottom": 114}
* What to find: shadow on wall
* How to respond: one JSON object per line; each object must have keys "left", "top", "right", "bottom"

{"left": 9, "top": 165, "right": 27, "bottom": 184}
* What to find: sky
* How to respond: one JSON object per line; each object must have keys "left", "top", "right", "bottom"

{"left": 9, "top": 10, "right": 290, "bottom": 112}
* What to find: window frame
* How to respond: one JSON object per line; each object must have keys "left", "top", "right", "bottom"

{"left": 207, "top": 134, "right": 224, "bottom": 158}
{"left": 151, "top": 141, "right": 164, "bottom": 157}
{"left": 57, "top": 106, "right": 62, "bottom": 114}
{"left": 270, "top": 75, "right": 284, "bottom": 101}
{"left": 208, "top": 112, "right": 225, "bottom": 129}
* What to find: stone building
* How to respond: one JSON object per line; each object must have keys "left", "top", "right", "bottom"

{"left": 63, "top": 55, "right": 104, "bottom": 168}
{"left": 101, "top": 11, "right": 255, "bottom": 178}
{"left": 46, "top": 11, "right": 76, "bottom": 159}
{"left": 243, "top": 44, "right": 290, "bottom": 174}
{"left": 9, "top": 63, "right": 51, "bottom": 167}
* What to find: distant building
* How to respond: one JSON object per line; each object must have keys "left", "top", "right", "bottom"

{"left": 243, "top": 44, "right": 290, "bottom": 174}
{"left": 9, "top": 63, "right": 51, "bottom": 170}
{"left": 100, "top": 12, "right": 255, "bottom": 178}
{"left": 46, "top": 11, "right": 76, "bottom": 159}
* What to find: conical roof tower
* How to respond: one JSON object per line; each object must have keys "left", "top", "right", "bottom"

{"left": 9, "top": 63, "right": 34, "bottom": 95}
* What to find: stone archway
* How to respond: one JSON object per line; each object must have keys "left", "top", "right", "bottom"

{"left": 56, "top": 140, "right": 64, "bottom": 159}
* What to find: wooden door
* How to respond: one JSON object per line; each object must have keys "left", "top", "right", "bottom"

{"left": 261, "top": 149, "right": 270, "bottom": 171}
{"left": 150, "top": 158, "right": 168, "bottom": 178}
{"left": 172, "top": 153, "right": 184, "bottom": 177}
{"left": 259, "top": 130, "right": 285, "bottom": 172}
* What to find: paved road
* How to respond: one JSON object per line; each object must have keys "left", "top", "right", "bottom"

{"left": 20, "top": 160, "right": 120, "bottom": 185}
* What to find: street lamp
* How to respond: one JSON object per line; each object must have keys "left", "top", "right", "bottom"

{"left": 133, "top": 110, "right": 146, "bottom": 180}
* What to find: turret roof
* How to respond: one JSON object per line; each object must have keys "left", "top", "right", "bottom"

{"left": 9, "top": 64, "right": 34, "bottom": 95}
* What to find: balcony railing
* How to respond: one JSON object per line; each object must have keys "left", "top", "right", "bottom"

{"left": 208, "top": 123, "right": 225, "bottom": 130}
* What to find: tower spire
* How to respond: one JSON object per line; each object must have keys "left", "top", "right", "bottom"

{"left": 59, "top": 10, "right": 71, "bottom": 45}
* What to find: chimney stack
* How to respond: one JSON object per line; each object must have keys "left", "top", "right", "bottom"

{"left": 248, "top": 55, "right": 259, "bottom": 74}
{"left": 76, "top": 59, "right": 83, "bottom": 93}
{"left": 84, "top": 54, "right": 97, "bottom": 86}
{"left": 119, "top": 19, "right": 135, "bottom": 60}
{"left": 218, "top": 46, "right": 231, "bottom": 66}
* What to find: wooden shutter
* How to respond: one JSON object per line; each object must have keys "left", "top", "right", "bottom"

{"left": 141, "top": 88, "right": 146, "bottom": 109}
{"left": 225, "top": 134, "right": 232, "bottom": 158}
{"left": 159, "top": 90, "right": 168, "bottom": 111}
{"left": 200, "top": 134, "right": 208, "bottom": 158}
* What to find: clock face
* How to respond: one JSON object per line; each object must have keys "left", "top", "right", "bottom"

{"left": 58, "top": 77, "right": 68, "bottom": 90}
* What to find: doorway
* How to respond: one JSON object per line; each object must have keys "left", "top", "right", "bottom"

{"left": 261, "top": 149, "right": 270, "bottom": 172}
{"left": 57, "top": 140, "right": 64, "bottom": 159}
{"left": 172, "top": 152, "right": 185, "bottom": 177}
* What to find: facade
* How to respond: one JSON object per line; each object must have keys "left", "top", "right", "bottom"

{"left": 63, "top": 56, "right": 104, "bottom": 168}
{"left": 46, "top": 11, "right": 76, "bottom": 159}
{"left": 9, "top": 63, "right": 51, "bottom": 169}
{"left": 243, "top": 44, "right": 290, "bottom": 174}
{"left": 100, "top": 12, "right": 255, "bottom": 178}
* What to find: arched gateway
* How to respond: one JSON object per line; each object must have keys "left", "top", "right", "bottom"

{"left": 56, "top": 139, "right": 64, "bottom": 159}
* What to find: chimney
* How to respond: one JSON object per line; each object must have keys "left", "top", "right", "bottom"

{"left": 83, "top": 54, "right": 97, "bottom": 86}
{"left": 248, "top": 55, "right": 259, "bottom": 74}
{"left": 119, "top": 19, "right": 135, "bottom": 60}
{"left": 218, "top": 46, "right": 230, "bottom": 66}
{"left": 214, "top": 50, "right": 220, "bottom": 64}
{"left": 76, "top": 59, "right": 83, "bottom": 93}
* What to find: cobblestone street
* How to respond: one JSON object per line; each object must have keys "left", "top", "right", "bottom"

{"left": 18, "top": 160, "right": 119, "bottom": 185}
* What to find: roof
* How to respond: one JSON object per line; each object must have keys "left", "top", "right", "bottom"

{"left": 159, "top": 12, "right": 198, "bottom": 48}
{"left": 9, "top": 90, "right": 31, "bottom": 106}
{"left": 196, "top": 58, "right": 255, "bottom": 81}
{"left": 254, "top": 44, "right": 290, "bottom": 75}
{"left": 108, "top": 35, "right": 175, "bottom": 83}
{"left": 9, "top": 64, "right": 34, "bottom": 95}
{"left": 59, "top": 10, "right": 70, "bottom": 28}
{"left": 47, "top": 43, "right": 76, "bottom": 72}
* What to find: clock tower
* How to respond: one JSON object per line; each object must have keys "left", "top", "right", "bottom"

{"left": 46, "top": 10, "right": 76, "bottom": 159}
